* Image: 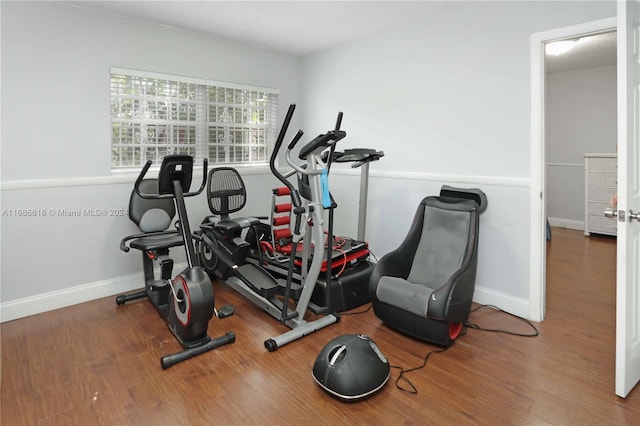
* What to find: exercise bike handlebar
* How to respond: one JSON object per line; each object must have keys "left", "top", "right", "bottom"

{"left": 134, "top": 158, "right": 208, "bottom": 200}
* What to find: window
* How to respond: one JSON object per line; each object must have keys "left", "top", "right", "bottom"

{"left": 110, "top": 67, "right": 279, "bottom": 171}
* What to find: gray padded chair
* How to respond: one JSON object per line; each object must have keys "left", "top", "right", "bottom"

{"left": 368, "top": 187, "right": 486, "bottom": 347}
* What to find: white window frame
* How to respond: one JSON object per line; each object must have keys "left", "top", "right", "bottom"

{"left": 110, "top": 67, "right": 279, "bottom": 172}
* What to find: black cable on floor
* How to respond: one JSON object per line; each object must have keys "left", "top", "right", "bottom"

{"left": 390, "top": 345, "right": 451, "bottom": 394}
{"left": 389, "top": 304, "right": 539, "bottom": 395}
{"left": 339, "top": 302, "right": 372, "bottom": 316}
{"left": 464, "top": 304, "right": 539, "bottom": 337}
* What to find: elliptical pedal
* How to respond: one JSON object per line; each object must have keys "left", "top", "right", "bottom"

{"left": 237, "top": 263, "right": 281, "bottom": 298}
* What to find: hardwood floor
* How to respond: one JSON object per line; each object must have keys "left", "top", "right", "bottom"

{"left": 2, "top": 227, "right": 639, "bottom": 425}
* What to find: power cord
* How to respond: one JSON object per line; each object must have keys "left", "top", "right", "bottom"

{"left": 336, "top": 298, "right": 537, "bottom": 394}
{"left": 333, "top": 300, "right": 447, "bottom": 394}
{"left": 389, "top": 304, "right": 539, "bottom": 395}
{"left": 390, "top": 346, "right": 451, "bottom": 394}
{"left": 339, "top": 302, "right": 372, "bottom": 316}
{"left": 464, "top": 304, "right": 539, "bottom": 337}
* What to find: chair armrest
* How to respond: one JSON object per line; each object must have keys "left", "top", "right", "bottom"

{"left": 428, "top": 247, "right": 478, "bottom": 323}
{"left": 368, "top": 248, "right": 413, "bottom": 296}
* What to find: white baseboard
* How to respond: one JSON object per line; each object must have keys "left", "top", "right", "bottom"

{"left": 547, "top": 217, "right": 584, "bottom": 231}
{"left": 0, "top": 263, "right": 187, "bottom": 323}
{"left": 0, "top": 273, "right": 143, "bottom": 323}
{"left": 2, "top": 266, "right": 533, "bottom": 324}
{"left": 473, "top": 285, "right": 531, "bottom": 320}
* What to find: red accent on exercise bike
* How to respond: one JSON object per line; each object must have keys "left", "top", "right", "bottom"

{"left": 172, "top": 275, "right": 191, "bottom": 327}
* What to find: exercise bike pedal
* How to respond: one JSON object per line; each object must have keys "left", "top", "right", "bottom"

{"left": 216, "top": 304, "right": 235, "bottom": 319}
{"left": 148, "top": 279, "right": 169, "bottom": 289}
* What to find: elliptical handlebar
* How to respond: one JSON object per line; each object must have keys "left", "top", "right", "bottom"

{"left": 271, "top": 105, "right": 347, "bottom": 207}
{"left": 134, "top": 158, "right": 208, "bottom": 200}
{"left": 287, "top": 131, "right": 304, "bottom": 151}
{"left": 284, "top": 110, "right": 345, "bottom": 177}
{"left": 270, "top": 104, "right": 303, "bottom": 209}
{"left": 297, "top": 111, "right": 345, "bottom": 161}
{"left": 334, "top": 111, "right": 343, "bottom": 133}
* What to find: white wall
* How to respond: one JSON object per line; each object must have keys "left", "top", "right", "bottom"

{"left": 545, "top": 65, "right": 617, "bottom": 229}
{"left": 301, "top": 1, "right": 615, "bottom": 317}
{"left": 0, "top": 0, "right": 617, "bottom": 321}
{"left": 0, "top": 1, "right": 301, "bottom": 320}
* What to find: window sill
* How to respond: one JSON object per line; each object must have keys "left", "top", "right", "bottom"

{"left": 1, "top": 165, "right": 273, "bottom": 191}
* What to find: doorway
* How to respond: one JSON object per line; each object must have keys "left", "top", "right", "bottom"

{"left": 529, "top": 17, "right": 617, "bottom": 322}
{"left": 545, "top": 30, "right": 617, "bottom": 235}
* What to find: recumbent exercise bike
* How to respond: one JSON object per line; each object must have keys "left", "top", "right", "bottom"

{"left": 117, "top": 155, "right": 235, "bottom": 368}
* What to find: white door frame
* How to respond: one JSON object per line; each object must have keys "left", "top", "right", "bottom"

{"left": 529, "top": 17, "right": 617, "bottom": 322}
{"left": 614, "top": 0, "right": 640, "bottom": 398}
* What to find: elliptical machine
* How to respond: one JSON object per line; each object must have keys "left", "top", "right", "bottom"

{"left": 118, "top": 155, "right": 235, "bottom": 368}
{"left": 197, "top": 104, "right": 342, "bottom": 351}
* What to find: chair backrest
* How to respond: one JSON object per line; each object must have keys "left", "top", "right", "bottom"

{"left": 129, "top": 179, "right": 176, "bottom": 233}
{"left": 407, "top": 197, "right": 478, "bottom": 289}
{"left": 439, "top": 185, "right": 487, "bottom": 213}
{"left": 207, "top": 167, "right": 247, "bottom": 220}
{"left": 157, "top": 155, "right": 194, "bottom": 195}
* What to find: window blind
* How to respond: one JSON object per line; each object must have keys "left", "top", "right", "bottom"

{"left": 110, "top": 67, "right": 279, "bottom": 171}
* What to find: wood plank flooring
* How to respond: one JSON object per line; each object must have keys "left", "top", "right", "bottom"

{"left": 2, "top": 227, "right": 639, "bottom": 425}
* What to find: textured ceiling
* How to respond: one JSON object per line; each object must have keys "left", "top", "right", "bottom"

{"left": 61, "top": 1, "right": 464, "bottom": 56}
{"left": 62, "top": 1, "right": 617, "bottom": 71}
{"left": 545, "top": 30, "right": 617, "bottom": 74}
